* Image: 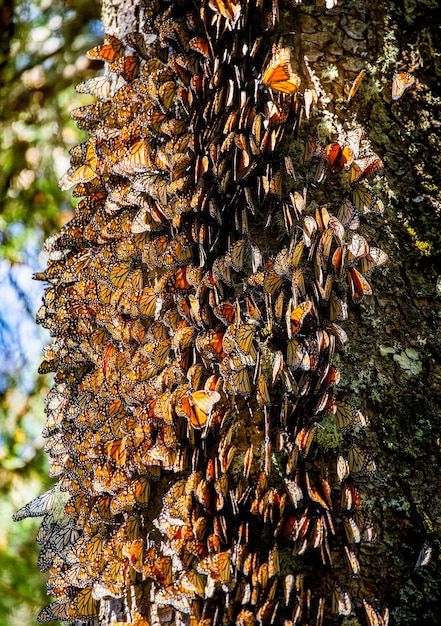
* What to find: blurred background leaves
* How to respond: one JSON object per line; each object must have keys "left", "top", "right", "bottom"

{"left": 0, "top": 1, "right": 100, "bottom": 623}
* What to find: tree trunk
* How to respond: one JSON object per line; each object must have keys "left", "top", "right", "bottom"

{"left": 14, "top": 0, "right": 441, "bottom": 625}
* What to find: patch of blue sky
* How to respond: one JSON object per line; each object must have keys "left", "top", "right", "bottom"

{"left": 0, "top": 255, "right": 49, "bottom": 394}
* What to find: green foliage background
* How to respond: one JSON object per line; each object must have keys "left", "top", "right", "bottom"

{"left": 0, "top": 1, "right": 100, "bottom": 623}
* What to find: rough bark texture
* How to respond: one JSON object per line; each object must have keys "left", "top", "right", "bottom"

{"left": 13, "top": 0, "right": 441, "bottom": 625}
{"left": 102, "top": 0, "right": 139, "bottom": 39}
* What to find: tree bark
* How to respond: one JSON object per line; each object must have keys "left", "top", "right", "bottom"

{"left": 16, "top": 0, "right": 441, "bottom": 625}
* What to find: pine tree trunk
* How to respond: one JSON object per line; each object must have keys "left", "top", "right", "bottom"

{"left": 14, "top": 0, "right": 441, "bottom": 625}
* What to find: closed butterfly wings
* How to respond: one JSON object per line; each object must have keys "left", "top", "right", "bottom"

{"left": 392, "top": 71, "right": 416, "bottom": 101}
{"left": 262, "top": 47, "right": 301, "bottom": 95}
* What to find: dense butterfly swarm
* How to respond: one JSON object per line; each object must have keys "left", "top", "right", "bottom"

{"left": 14, "top": 0, "right": 390, "bottom": 624}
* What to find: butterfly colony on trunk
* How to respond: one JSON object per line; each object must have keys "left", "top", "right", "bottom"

{"left": 13, "top": 0, "right": 393, "bottom": 624}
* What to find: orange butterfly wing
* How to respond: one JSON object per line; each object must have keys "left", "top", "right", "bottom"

{"left": 262, "top": 47, "right": 300, "bottom": 94}
{"left": 392, "top": 71, "right": 415, "bottom": 100}
{"left": 189, "top": 390, "right": 221, "bottom": 429}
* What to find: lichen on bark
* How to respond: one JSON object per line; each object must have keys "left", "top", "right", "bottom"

{"left": 13, "top": 0, "right": 441, "bottom": 625}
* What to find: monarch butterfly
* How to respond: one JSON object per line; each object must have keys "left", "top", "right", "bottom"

{"left": 289, "top": 300, "right": 312, "bottom": 336}
{"left": 273, "top": 290, "right": 285, "bottom": 322}
{"left": 143, "top": 338, "right": 170, "bottom": 369}
{"left": 167, "top": 233, "right": 194, "bottom": 266}
{"left": 105, "top": 438, "right": 128, "bottom": 467}
{"left": 198, "top": 551, "right": 232, "bottom": 583}
{"left": 35, "top": 515, "right": 55, "bottom": 547}
{"left": 37, "top": 603, "right": 64, "bottom": 623}
{"left": 209, "top": 0, "right": 241, "bottom": 25}
{"left": 87, "top": 34, "right": 124, "bottom": 63}
{"left": 325, "top": 142, "right": 354, "bottom": 174}
{"left": 225, "top": 238, "right": 247, "bottom": 272}
{"left": 172, "top": 153, "right": 192, "bottom": 181}
{"left": 120, "top": 139, "right": 153, "bottom": 173}
{"left": 196, "top": 329, "right": 225, "bottom": 361}
{"left": 59, "top": 140, "right": 97, "bottom": 191}
{"left": 288, "top": 191, "right": 306, "bottom": 222}
{"left": 176, "top": 387, "right": 221, "bottom": 429}
{"left": 124, "top": 31, "right": 155, "bottom": 58}
{"left": 160, "top": 117, "right": 188, "bottom": 138}
{"left": 271, "top": 350, "right": 284, "bottom": 384}
{"left": 236, "top": 609, "right": 256, "bottom": 626}
{"left": 344, "top": 545, "right": 361, "bottom": 575}
{"left": 120, "top": 537, "right": 144, "bottom": 573}
{"left": 287, "top": 338, "right": 310, "bottom": 371}
{"left": 165, "top": 267, "right": 192, "bottom": 293}
{"left": 109, "top": 261, "right": 133, "bottom": 289}
{"left": 262, "top": 47, "right": 301, "bottom": 94}
{"left": 13, "top": 488, "right": 57, "bottom": 521}
{"left": 144, "top": 234, "right": 168, "bottom": 268}
{"left": 110, "top": 483, "right": 138, "bottom": 515}
{"left": 256, "top": 373, "right": 271, "bottom": 408}
{"left": 338, "top": 197, "right": 360, "bottom": 231}
{"left": 350, "top": 156, "right": 384, "bottom": 184}
{"left": 213, "top": 256, "right": 232, "bottom": 285}
{"left": 317, "top": 364, "right": 340, "bottom": 391}
{"left": 49, "top": 587, "right": 99, "bottom": 621}
{"left": 336, "top": 454, "right": 350, "bottom": 482}
{"left": 295, "top": 425, "right": 316, "bottom": 457}
{"left": 171, "top": 328, "right": 195, "bottom": 361}
{"left": 189, "top": 36, "right": 212, "bottom": 60}
{"left": 352, "top": 185, "right": 383, "bottom": 215}
{"left": 341, "top": 479, "right": 362, "bottom": 511}
{"left": 392, "top": 71, "right": 415, "bottom": 101}
{"left": 304, "top": 134, "right": 324, "bottom": 163}
{"left": 330, "top": 246, "right": 345, "bottom": 278}
{"left": 415, "top": 541, "right": 433, "bottom": 569}
{"left": 284, "top": 155, "right": 296, "bottom": 182}
{"left": 226, "top": 323, "right": 257, "bottom": 362}
{"left": 48, "top": 521, "right": 80, "bottom": 555}
{"left": 71, "top": 587, "right": 99, "bottom": 620}
{"left": 267, "top": 169, "right": 283, "bottom": 197}
{"left": 135, "top": 171, "right": 168, "bottom": 206}
{"left": 263, "top": 270, "right": 283, "bottom": 296}
{"left": 347, "top": 232, "right": 370, "bottom": 261}
{"left": 331, "top": 586, "right": 352, "bottom": 616}
{"left": 112, "top": 55, "right": 140, "bottom": 81}
{"left": 348, "top": 444, "right": 376, "bottom": 476}
{"left": 303, "top": 88, "right": 317, "bottom": 118}
{"left": 137, "top": 287, "right": 160, "bottom": 318}
{"left": 213, "top": 301, "right": 237, "bottom": 325}
{"left": 334, "top": 401, "right": 355, "bottom": 432}
{"left": 360, "top": 247, "right": 388, "bottom": 274}
{"left": 362, "top": 598, "right": 389, "bottom": 626}
{"left": 71, "top": 176, "right": 103, "bottom": 198}
{"left": 70, "top": 101, "right": 109, "bottom": 126}
{"left": 317, "top": 228, "right": 333, "bottom": 265}
{"left": 347, "top": 68, "right": 366, "bottom": 102}
{"left": 64, "top": 493, "right": 92, "bottom": 527}
{"left": 348, "top": 267, "right": 372, "bottom": 301}
{"left": 64, "top": 562, "right": 94, "bottom": 588}
{"left": 155, "top": 583, "right": 192, "bottom": 612}
{"left": 129, "top": 476, "right": 152, "bottom": 507}
{"left": 75, "top": 76, "right": 118, "bottom": 99}
{"left": 302, "top": 215, "right": 318, "bottom": 249}
{"left": 224, "top": 362, "right": 252, "bottom": 396}
{"left": 285, "top": 478, "right": 303, "bottom": 509}
{"left": 242, "top": 296, "right": 261, "bottom": 326}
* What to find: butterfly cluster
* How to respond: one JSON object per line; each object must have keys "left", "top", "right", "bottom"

{"left": 14, "top": 0, "right": 389, "bottom": 624}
